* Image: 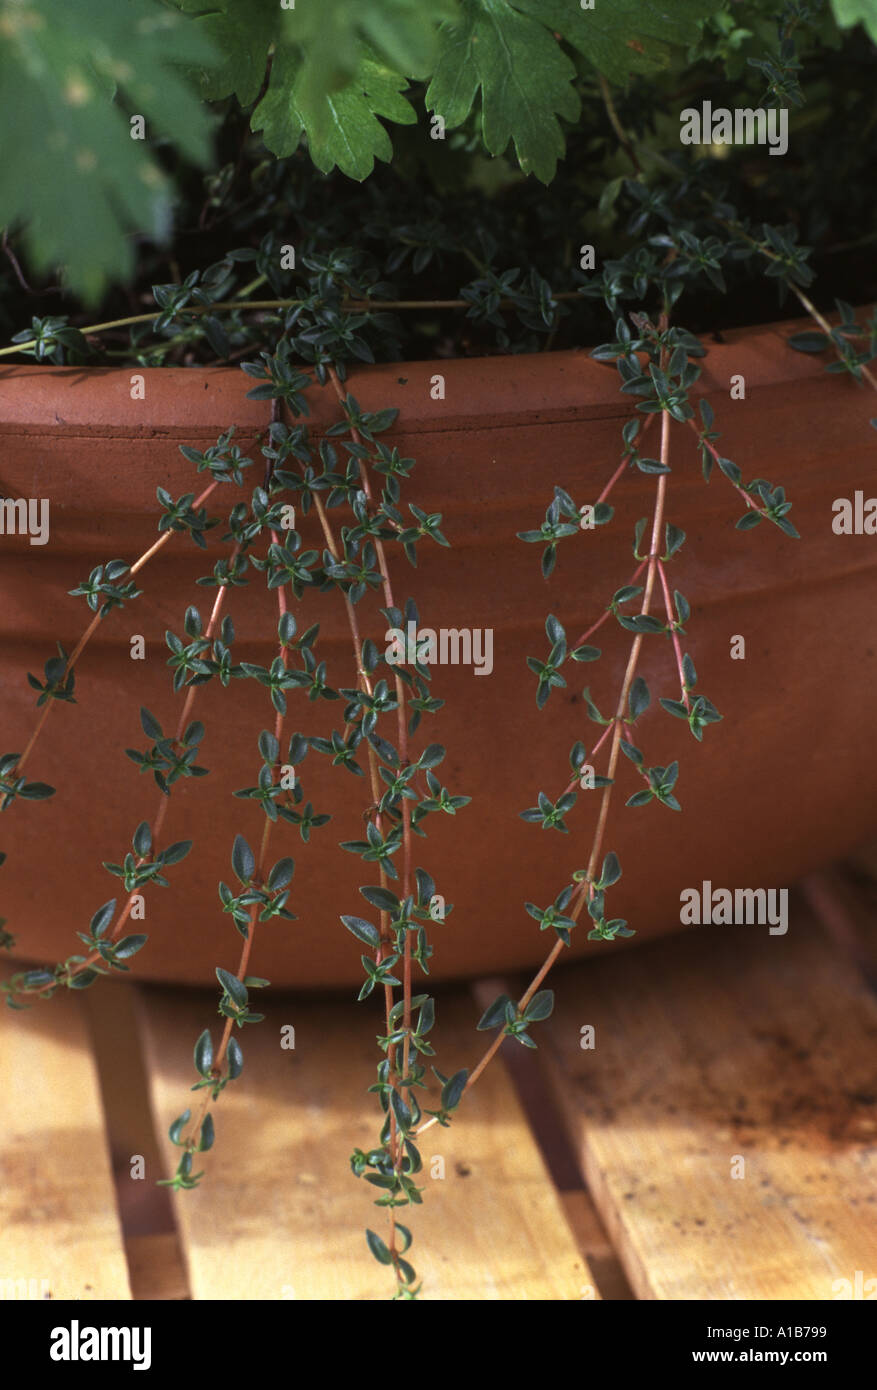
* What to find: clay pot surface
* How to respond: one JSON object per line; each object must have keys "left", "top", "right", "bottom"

{"left": 0, "top": 318, "right": 873, "bottom": 987}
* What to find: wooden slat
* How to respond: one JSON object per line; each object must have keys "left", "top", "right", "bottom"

{"left": 81, "top": 984, "right": 191, "bottom": 1299}
{"left": 124, "top": 1234, "right": 190, "bottom": 1301}
{"left": 137, "top": 984, "right": 596, "bottom": 1300}
{"left": 538, "top": 900, "right": 877, "bottom": 1299}
{"left": 471, "top": 975, "right": 632, "bottom": 1299}
{"left": 0, "top": 991, "right": 131, "bottom": 1299}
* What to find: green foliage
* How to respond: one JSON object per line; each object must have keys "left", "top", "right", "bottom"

{"left": 0, "top": 0, "right": 217, "bottom": 302}
{"left": 831, "top": 0, "right": 877, "bottom": 43}
{"left": 2, "top": 0, "right": 870, "bottom": 302}
{"left": 0, "top": 753, "right": 55, "bottom": 810}
{"left": 183, "top": 0, "right": 454, "bottom": 180}
{"left": 427, "top": 0, "right": 579, "bottom": 182}
{"left": 253, "top": 48, "right": 420, "bottom": 181}
{"left": 69, "top": 561, "right": 141, "bottom": 617}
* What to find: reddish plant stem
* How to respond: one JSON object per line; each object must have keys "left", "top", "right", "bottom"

{"left": 787, "top": 285, "right": 877, "bottom": 393}
{"left": 559, "top": 717, "right": 615, "bottom": 799}
{"left": 687, "top": 421, "right": 774, "bottom": 518}
{"left": 568, "top": 558, "right": 647, "bottom": 652}
{"left": 14, "top": 479, "right": 220, "bottom": 778}
{"left": 413, "top": 403, "right": 673, "bottom": 1139}
{"left": 185, "top": 539, "right": 288, "bottom": 1144}
{"left": 15, "top": 548, "right": 240, "bottom": 1001}
{"left": 710, "top": 215, "right": 877, "bottom": 395}
{"left": 594, "top": 410, "right": 656, "bottom": 505}
{"left": 547, "top": 436, "right": 665, "bottom": 800}
{"left": 656, "top": 558, "right": 691, "bottom": 711}
{"left": 308, "top": 479, "right": 402, "bottom": 1272}
{"left": 589, "top": 720, "right": 616, "bottom": 761}
{"left": 326, "top": 368, "right": 413, "bottom": 1282}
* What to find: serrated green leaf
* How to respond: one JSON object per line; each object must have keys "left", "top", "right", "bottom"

{"left": 427, "top": 0, "right": 580, "bottom": 182}
{"left": 513, "top": 0, "right": 724, "bottom": 85}
{"left": 253, "top": 45, "right": 418, "bottom": 179}
{"left": 0, "top": 1, "right": 218, "bottom": 303}
{"left": 177, "top": 0, "right": 276, "bottom": 106}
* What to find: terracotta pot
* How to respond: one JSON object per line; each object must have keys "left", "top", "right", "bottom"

{"left": 0, "top": 318, "right": 873, "bottom": 988}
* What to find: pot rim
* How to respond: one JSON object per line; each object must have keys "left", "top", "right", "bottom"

{"left": 0, "top": 312, "right": 861, "bottom": 439}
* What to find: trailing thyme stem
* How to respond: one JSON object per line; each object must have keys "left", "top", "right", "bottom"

{"left": 325, "top": 366, "right": 413, "bottom": 1279}
{"left": 657, "top": 558, "right": 690, "bottom": 711}
{"left": 569, "top": 559, "right": 647, "bottom": 652}
{"left": 413, "top": 404, "right": 673, "bottom": 1139}
{"left": 14, "top": 479, "right": 220, "bottom": 779}
{"left": 0, "top": 294, "right": 584, "bottom": 359}
{"left": 14, "top": 546, "right": 240, "bottom": 1001}
{"left": 788, "top": 284, "right": 877, "bottom": 393}
{"left": 708, "top": 211, "right": 877, "bottom": 394}
{"left": 687, "top": 420, "right": 776, "bottom": 518}
{"left": 307, "top": 474, "right": 402, "bottom": 1267}
{"left": 185, "top": 541, "right": 287, "bottom": 1146}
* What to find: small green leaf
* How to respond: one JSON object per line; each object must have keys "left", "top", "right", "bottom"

{"left": 523, "top": 989, "right": 554, "bottom": 1023}
{"left": 628, "top": 676, "right": 650, "bottom": 721}
{"left": 787, "top": 330, "right": 829, "bottom": 353}
{"left": 89, "top": 898, "right": 117, "bottom": 940}
{"left": 441, "top": 1068, "right": 468, "bottom": 1112}
{"left": 216, "top": 967, "right": 248, "bottom": 1007}
{"left": 113, "top": 934, "right": 147, "bottom": 959}
{"left": 198, "top": 1113, "right": 215, "bottom": 1152}
{"left": 160, "top": 840, "right": 193, "bottom": 866}
{"left": 140, "top": 707, "right": 163, "bottom": 740}
{"left": 477, "top": 993, "right": 515, "bottom": 1030}
{"left": 168, "top": 1109, "right": 191, "bottom": 1145}
{"left": 231, "top": 834, "right": 255, "bottom": 883}
{"left": 600, "top": 852, "right": 622, "bottom": 887}
{"left": 194, "top": 1029, "right": 213, "bottom": 1077}
{"left": 132, "top": 821, "right": 152, "bottom": 857}
{"left": 341, "top": 914, "right": 381, "bottom": 948}
{"left": 360, "top": 885, "right": 400, "bottom": 913}
{"left": 268, "top": 857, "right": 295, "bottom": 891}
{"left": 227, "top": 1036, "right": 244, "bottom": 1079}
{"left": 366, "top": 1228, "right": 393, "bottom": 1265}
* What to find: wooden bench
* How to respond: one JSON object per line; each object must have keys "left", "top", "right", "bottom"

{"left": 2, "top": 867, "right": 876, "bottom": 1300}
